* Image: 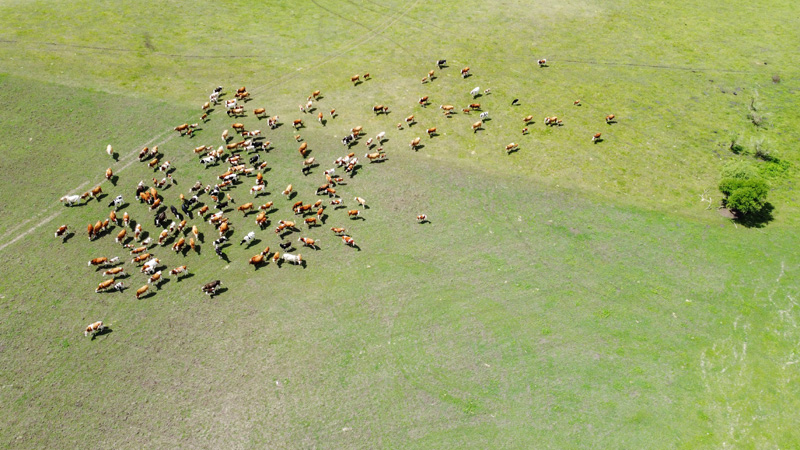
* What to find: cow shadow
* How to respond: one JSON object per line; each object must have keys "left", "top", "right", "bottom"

{"left": 349, "top": 244, "right": 361, "bottom": 251}
{"left": 506, "top": 147, "right": 520, "bottom": 155}
{"left": 482, "top": 117, "right": 492, "bottom": 123}
{"left": 606, "top": 120, "right": 617, "bottom": 125}
{"left": 138, "top": 291, "right": 156, "bottom": 300}
{"left": 210, "top": 287, "right": 227, "bottom": 297}
{"left": 462, "top": 73, "right": 472, "bottom": 79}
{"left": 350, "top": 216, "right": 366, "bottom": 221}
{"left": 353, "top": 80, "right": 363, "bottom": 87}
{"left": 287, "top": 191, "right": 298, "bottom": 201}
{"left": 593, "top": 138, "right": 604, "bottom": 144}
{"left": 177, "top": 272, "right": 195, "bottom": 282}
{"left": 116, "top": 202, "right": 130, "bottom": 210}
{"left": 91, "top": 328, "right": 113, "bottom": 340}
{"left": 62, "top": 232, "right": 75, "bottom": 243}
{"left": 109, "top": 175, "right": 119, "bottom": 186}
{"left": 473, "top": 93, "right": 483, "bottom": 99}
{"left": 245, "top": 238, "right": 261, "bottom": 249}
{"left": 414, "top": 144, "right": 425, "bottom": 152}
{"left": 320, "top": 119, "right": 327, "bottom": 127}
{"left": 428, "top": 132, "right": 439, "bottom": 138}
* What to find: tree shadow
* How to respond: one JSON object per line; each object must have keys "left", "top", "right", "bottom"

{"left": 732, "top": 202, "right": 775, "bottom": 228}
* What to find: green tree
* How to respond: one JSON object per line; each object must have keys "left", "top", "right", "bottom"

{"left": 718, "top": 178, "right": 769, "bottom": 215}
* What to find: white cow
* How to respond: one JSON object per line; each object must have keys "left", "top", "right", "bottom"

{"left": 282, "top": 253, "right": 303, "bottom": 264}
{"left": 60, "top": 195, "right": 81, "bottom": 206}
{"left": 240, "top": 231, "right": 256, "bottom": 245}
{"left": 470, "top": 87, "right": 480, "bottom": 98}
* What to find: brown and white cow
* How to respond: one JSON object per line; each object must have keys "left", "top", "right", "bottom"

{"left": 417, "top": 214, "right": 428, "bottom": 223}
{"left": 55, "top": 225, "right": 69, "bottom": 240}
{"left": 592, "top": 132, "right": 602, "bottom": 142}
{"left": 116, "top": 229, "right": 127, "bottom": 244}
{"left": 174, "top": 123, "right": 189, "bottom": 135}
{"left": 298, "top": 237, "right": 318, "bottom": 249}
{"left": 426, "top": 127, "right": 437, "bottom": 137}
{"left": 341, "top": 235, "right": 356, "bottom": 247}
{"left": 410, "top": 137, "right": 421, "bottom": 150}
{"left": 170, "top": 265, "right": 188, "bottom": 278}
{"left": 88, "top": 257, "right": 109, "bottom": 267}
{"left": 96, "top": 279, "right": 115, "bottom": 293}
{"left": 471, "top": 121, "right": 482, "bottom": 132}
{"left": 350, "top": 74, "right": 360, "bottom": 84}
{"left": 85, "top": 321, "right": 105, "bottom": 337}
{"left": 238, "top": 202, "right": 254, "bottom": 214}
{"left": 172, "top": 238, "right": 185, "bottom": 252}
{"left": 348, "top": 209, "right": 361, "bottom": 219}
{"left": 605, "top": 114, "right": 615, "bottom": 123}
{"left": 104, "top": 266, "right": 125, "bottom": 277}
{"left": 460, "top": 67, "right": 470, "bottom": 77}
{"left": 135, "top": 285, "right": 149, "bottom": 299}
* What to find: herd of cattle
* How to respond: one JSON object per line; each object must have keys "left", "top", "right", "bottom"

{"left": 62, "top": 58, "right": 616, "bottom": 338}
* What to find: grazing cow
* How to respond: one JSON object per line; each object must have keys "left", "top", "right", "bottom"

{"left": 426, "top": 127, "right": 437, "bottom": 137}
{"left": 60, "top": 194, "right": 81, "bottom": 206}
{"left": 574, "top": 100, "right": 581, "bottom": 106}
{"left": 129, "top": 246, "right": 147, "bottom": 255}
{"left": 170, "top": 265, "right": 188, "bottom": 278}
{"left": 88, "top": 257, "right": 109, "bottom": 267}
{"left": 225, "top": 99, "right": 237, "bottom": 110}
{"left": 158, "top": 161, "right": 171, "bottom": 173}
{"left": 282, "top": 184, "right": 293, "bottom": 197}
{"left": 304, "top": 217, "right": 317, "bottom": 227}
{"left": 330, "top": 198, "right": 343, "bottom": 206}
{"left": 255, "top": 211, "right": 268, "bottom": 228}
{"left": 419, "top": 96, "right": 429, "bottom": 107}
{"left": 131, "top": 253, "right": 151, "bottom": 264}
{"left": 259, "top": 201, "right": 273, "bottom": 211}
{"left": 592, "top": 132, "right": 602, "bottom": 142}
{"left": 249, "top": 251, "right": 268, "bottom": 267}
{"left": 342, "top": 134, "right": 355, "bottom": 146}
{"left": 238, "top": 202, "right": 254, "bottom": 214}
{"left": 85, "top": 321, "right": 105, "bottom": 337}
{"left": 376, "top": 131, "right": 386, "bottom": 143}
{"left": 106, "top": 144, "right": 113, "bottom": 157}
{"left": 172, "top": 238, "right": 185, "bottom": 252}
{"left": 133, "top": 224, "right": 142, "bottom": 241}
{"left": 293, "top": 119, "right": 303, "bottom": 129}
{"left": 174, "top": 123, "right": 189, "bottom": 135}
{"left": 470, "top": 87, "right": 480, "bottom": 97}
{"left": 342, "top": 235, "right": 356, "bottom": 247}
{"left": 348, "top": 209, "right": 361, "bottom": 218}
{"left": 142, "top": 258, "right": 160, "bottom": 274}
{"left": 148, "top": 158, "right": 160, "bottom": 169}
{"left": 303, "top": 156, "right": 316, "bottom": 168}
{"left": 282, "top": 253, "right": 302, "bottom": 264}
{"left": 122, "top": 212, "right": 130, "bottom": 227}
{"left": 372, "top": 105, "right": 384, "bottom": 114}
{"left": 410, "top": 137, "right": 421, "bottom": 150}
{"left": 331, "top": 227, "right": 346, "bottom": 235}
{"left": 364, "top": 138, "right": 373, "bottom": 148}
{"left": 202, "top": 280, "right": 222, "bottom": 295}
{"left": 158, "top": 229, "right": 169, "bottom": 245}
{"left": 605, "top": 114, "right": 616, "bottom": 123}
{"left": 135, "top": 285, "right": 149, "bottom": 299}
{"left": 299, "top": 237, "right": 317, "bottom": 249}
{"left": 523, "top": 115, "right": 534, "bottom": 124}
{"left": 218, "top": 222, "right": 229, "bottom": 237}
{"left": 522, "top": 127, "right": 528, "bottom": 135}
{"left": 55, "top": 225, "right": 69, "bottom": 240}
{"left": 105, "top": 168, "right": 113, "bottom": 181}
{"left": 351, "top": 126, "right": 363, "bottom": 136}
{"left": 148, "top": 198, "right": 161, "bottom": 211}
{"left": 116, "top": 229, "right": 127, "bottom": 244}
{"left": 103, "top": 266, "right": 125, "bottom": 277}
{"left": 436, "top": 59, "right": 446, "bottom": 68}
{"left": 198, "top": 205, "right": 209, "bottom": 216}
{"left": 470, "top": 103, "right": 481, "bottom": 110}
{"left": 505, "top": 143, "right": 519, "bottom": 154}
{"left": 246, "top": 182, "right": 267, "bottom": 196}
{"left": 405, "top": 115, "right": 415, "bottom": 125}
{"left": 240, "top": 231, "right": 256, "bottom": 245}
{"left": 440, "top": 105, "right": 455, "bottom": 112}
{"left": 537, "top": 59, "right": 547, "bottom": 67}
{"left": 350, "top": 74, "right": 360, "bottom": 84}
{"left": 417, "top": 214, "right": 428, "bottom": 223}
{"left": 479, "top": 111, "right": 489, "bottom": 120}
{"left": 365, "top": 151, "right": 386, "bottom": 162}
{"left": 354, "top": 197, "right": 366, "bottom": 207}
{"left": 96, "top": 279, "right": 115, "bottom": 293}
{"left": 472, "top": 121, "right": 483, "bottom": 132}
{"left": 461, "top": 67, "right": 470, "bottom": 77}
{"left": 148, "top": 271, "right": 162, "bottom": 285}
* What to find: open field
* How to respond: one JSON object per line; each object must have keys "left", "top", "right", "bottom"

{"left": 0, "top": 0, "right": 799, "bottom": 448}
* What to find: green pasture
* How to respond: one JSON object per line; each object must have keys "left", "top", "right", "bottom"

{"left": 0, "top": 0, "right": 798, "bottom": 448}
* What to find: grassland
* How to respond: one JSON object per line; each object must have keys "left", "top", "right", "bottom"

{"left": 0, "top": 0, "right": 799, "bottom": 448}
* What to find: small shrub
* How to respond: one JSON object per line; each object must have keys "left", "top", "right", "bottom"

{"left": 719, "top": 178, "right": 769, "bottom": 215}
{"left": 772, "top": 74, "right": 780, "bottom": 84}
